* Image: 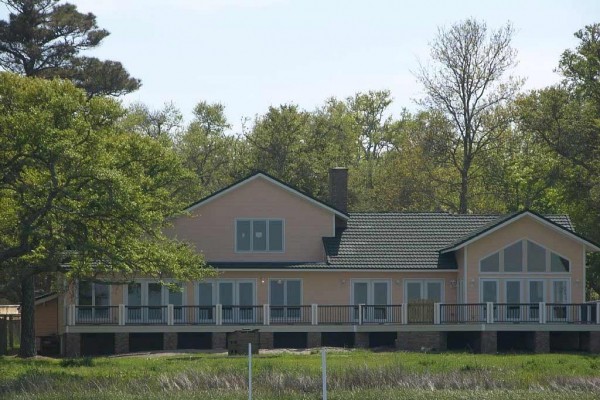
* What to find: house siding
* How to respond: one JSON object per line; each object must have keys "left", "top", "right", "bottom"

{"left": 35, "top": 298, "right": 58, "bottom": 337}
{"left": 167, "top": 177, "right": 335, "bottom": 263}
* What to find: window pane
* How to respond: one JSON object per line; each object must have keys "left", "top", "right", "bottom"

{"left": 128, "top": 283, "right": 142, "bottom": 306}
{"left": 406, "top": 282, "right": 422, "bottom": 302}
{"left": 480, "top": 252, "right": 499, "bottom": 272}
{"left": 197, "top": 283, "right": 213, "bottom": 306}
{"left": 373, "top": 282, "right": 388, "bottom": 304}
{"left": 148, "top": 283, "right": 162, "bottom": 306}
{"left": 238, "top": 282, "right": 253, "bottom": 306}
{"left": 270, "top": 280, "right": 285, "bottom": 306}
{"left": 253, "top": 220, "right": 267, "bottom": 251}
{"left": 169, "top": 284, "right": 183, "bottom": 306}
{"left": 527, "top": 241, "right": 546, "bottom": 272}
{"left": 482, "top": 281, "right": 497, "bottom": 302}
{"left": 506, "top": 281, "right": 521, "bottom": 303}
{"left": 529, "top": 281, "right": 544, "bottom": 303}
{"left": 287, "top": 280, "right": 301, "bottom": 306}
{"left": 94, "top": 283, "right": 110, "bottom": 306}
{"left": 353, "top": 282, "right": 368, "bottom": 304}
{"left": 550, "top": 253, "right": 570, "bottom": 272}
{"left": 268, "top": 220, "right": 283, "bottom": 251}
{"left": 78, "top": 281, "right": 93, "bottom": 306}
{"left": 553, "top": 281, "right": 568, "bottom": 303}
{"left": 504, "top": 242, "right": 523, "bottom": 272}
{"left": 219, "top": 282, "right": 233, "bottom": 306}
{"left": 236, "top": 220, "right": 251, "bottom": 251}
{"left": 426, "top": 282, "right": 442, "bottom": 302}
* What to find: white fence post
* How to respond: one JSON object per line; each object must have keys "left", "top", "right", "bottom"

{"left": 539, "top": 302, "right": 546, "bottom": 324}
{"left": 216, "top": 304, "right": 223, "bottom": 326}
{"left": 486, "top": 302, "right": 494, "bottom": 324}
{"left": 311, "top": 304, "right": 318, "bottom": 325}
{"left": 321, "top": 349, "right": 327, "bottom": 400}
{"left": 358, "top": 304, "right": 364, "bottom": 325}
{"left": 401, "top": 303, "right": 408, "bottom": 325}
{"left": 118, "top": 304, "right": 125, "bottom": 326}
{"left": 167, "top": 304, "right": 174, "bottom": 325}
{"left": 248, "top": 343, "right": 252, "bottom": 400}
{"left": 434, "top": 303, "right": 441, "bottom": 324}
{"left": 596, "top": 301, "right": 600, "bottom": 325}
{"left": 263, "top": 304, "right": 270, "bottom": 326}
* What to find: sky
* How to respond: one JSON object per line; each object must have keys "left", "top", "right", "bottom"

{"left": 9, "top": 0, "right": 600, "bottom": 132}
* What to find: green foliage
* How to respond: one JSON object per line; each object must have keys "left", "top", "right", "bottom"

{"left": 0, "top": 0, "right": 140, "bottom": 96}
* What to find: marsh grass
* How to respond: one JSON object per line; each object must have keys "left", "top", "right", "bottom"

{"left": 2, "top": 351, "right": 600, "bottom": 399}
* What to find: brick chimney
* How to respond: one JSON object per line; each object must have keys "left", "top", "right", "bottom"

{"left": 328, "top": 167, "right": 348, "bottom": 213}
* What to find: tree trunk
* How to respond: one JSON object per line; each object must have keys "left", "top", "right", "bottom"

{"left": 0, "top": 317, "right": 7, "bottom": 356}
{"left": 459, "top": 169, "right": 469, "bottom": 214}
{"left": 18, "top": 274, "right": 36, "bottom": 358}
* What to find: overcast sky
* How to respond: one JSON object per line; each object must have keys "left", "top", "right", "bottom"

{"left": 11, "top": 0, "right": 600, "bottom": 132}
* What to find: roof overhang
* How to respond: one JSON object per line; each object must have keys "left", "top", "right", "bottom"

{"left": 35, "top": 292, "right": 58, "bottom": 305}
{"left": 440, "top": 210, "right": 600, "bottom": 253}
{"left": 184, "top": 172, "right": 349, "bottom": 220}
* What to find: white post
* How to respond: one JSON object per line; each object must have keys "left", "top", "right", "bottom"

{"left": 263, "top": 304, "right": 270, "bottom": 325}
{"left": 434, "top": 303, "right": 441, "bottom": 324}
{"left": 596, "top": 301, "right": 600, "bottom": 325}
{"left": 248, "top": 342, "right": 252, "bottom": 400}
{"left": 118, "top": 304, "right": 125, "bottom": 326}
{"left": 358, "top": 304, "right": 363, "bottom": 325}
{"left": 401, "top": 303, "right": 408, "bottom": 325}
{"left": 321, "top": 348, "right": 327, "bottom": 400}
{"left": 167, "top": 304, "right": 174, "bottom": 325}
{"left": 486, "top": 302, "right": 494, "bottom": 324}
{"left": 216, "top": 304, "right": 223, "bottom": 326}
{"left": 539, "top": 302, "right": 546, "bottom": 324}
{"left": 311, "top": 304, "right": 318, "bottom": 325}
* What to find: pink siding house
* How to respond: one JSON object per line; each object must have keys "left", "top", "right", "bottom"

{"left": 37, "top": 168, "right": 600, "bottom": 356}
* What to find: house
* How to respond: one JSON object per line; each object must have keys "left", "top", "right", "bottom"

{"left": 35, "top": 168, "right": 600, "bottom": 356}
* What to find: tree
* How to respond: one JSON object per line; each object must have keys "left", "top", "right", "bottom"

{"left": 121, "top": 102, "right": 184, "bottom": 143}
{"left": 0, "top": 73, "right": 210, "bottom": 357}
{"left": 416, "top": 18, "right": 522, "bottom": 213}
{"left": 0, "top": 0, "right": 140, "bottom": 96}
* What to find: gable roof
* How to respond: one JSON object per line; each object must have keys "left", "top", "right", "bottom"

{"left": 184, "top": 171, "right": 349, "bottom": 220}
{"left": 322, "top": 212, "right": 584, "bottom": 270}
{"left": 440, "top": 210, "right": 600, "bottom": 253}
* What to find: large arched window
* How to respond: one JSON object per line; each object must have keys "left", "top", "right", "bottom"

{"left": 479, "top": 240, "right": 569, "bottom": 273}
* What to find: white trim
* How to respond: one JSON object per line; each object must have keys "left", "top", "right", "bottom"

{"left": 463, "top": 246, "right": 468, "bottom": 304}
{"left": 186, "top": 173, "right": 349, "bottom": 220}
{"left": 441, "top": 211, "right": 600, "bottom": 253}
{"left": 331, "top": 214, "right": 336, "bottom": 237}
{"left": 234, "top": 218, "right": 285, "bottom": 253}
{"left": 583, "top": 245, "right": 587, "bottom": 302}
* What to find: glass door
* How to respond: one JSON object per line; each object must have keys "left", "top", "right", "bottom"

{"left": 147, "top": 283, "right": 164, "bottom": 322}
{"left": 528, "top": 280, "right": 544, "bottom": 320}
{"left": 127, "top": 283, "right": 142, "bottom": 322}
{"left": 168, "top": 284, "right": 183, "bottom": 323}
{"left": 352, "top": 281, "right": 390, "bottom": 322}
{"left": 505, "top": 280, "right": 522, "bottom": 320}
{"left": 353, "top": 282, "right": 368, "bottom": 321}
{"left": 197, "top": 282, "right": 214, "bottom": 322}
{"left": 481, "top": 280, "right": 498, "bottom": 321}
{"left": 219, "top": 282, "right": 234, "bottom": 322}
{"left": 551, "top": 280, "right": 569, "bottom": 320}
{"left": 238, "top": 282, "right": 255, "bottom": 322}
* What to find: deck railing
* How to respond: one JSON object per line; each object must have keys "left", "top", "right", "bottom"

{"left": 66, "top": 302, "right": 600, "bottom": 326}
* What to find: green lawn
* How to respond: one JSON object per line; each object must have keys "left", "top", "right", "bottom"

{"left": 2, "top": 350, "right": 600, "bottom": 399}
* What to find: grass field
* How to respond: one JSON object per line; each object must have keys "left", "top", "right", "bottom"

{"left": 2, "top": 350, "right": 600, "bottom": 399}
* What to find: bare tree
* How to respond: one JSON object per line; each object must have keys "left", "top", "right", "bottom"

{"left": 416, "top": 19, "right": 522, "bottom": 213}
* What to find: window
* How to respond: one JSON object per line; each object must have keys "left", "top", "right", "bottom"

{"left": 403, "top": 280, "right": 443, "bottom": 303}
{"left": 353, "top": 280, "right": 391, "bottom": 321}
{"left": 481, "top": 280, "right": 498, "bottom": 303}
{"left": 479, "top": 240, "right": 570, "bottom": 273}
{"left": 270, "top": 279, "right": 302, "bottom": 320}
{"left": 77, "top": 281, "right": 110, "bottom": 322}
{"left": 236, "top": 219, "right": 284, "bottom": 252}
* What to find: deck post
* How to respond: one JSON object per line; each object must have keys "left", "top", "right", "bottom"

{"left": 486, "top": 302, "right": 494, "bottom": 324}
{"left": 539, "top": 302, "right": 546, "bottom": 324}
{"left": 434, "top": 303, "right": 441, "bottom": 324}
{"left": 311, "top": 304, "right": 318, "bottom": 325}
{"left": 216, "top": 304, "right": 223, "bottom": 325}
{"left": 118, "top": 304, "right": 125, "bottom": 325}
{"left": 69, "top": 304, "right": 76, "bottom": 326}
{"left": 167, "top": 304, "right": 174, "bottom": 325}
{"left": 401, "top": 303, "right": 408, "bottom": 325}
{"left": 358, "top": 304, "right": 363, "bottom": 325}
{"left": 596, "top": 302, "right": 600, "bottom": 325}
{"left": 263, "top": 304, "right": 270, "bottom": 326}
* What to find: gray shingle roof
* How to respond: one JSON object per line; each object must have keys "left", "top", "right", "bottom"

{"left": 322, "top": 212, "right": 574, "bottom": 270}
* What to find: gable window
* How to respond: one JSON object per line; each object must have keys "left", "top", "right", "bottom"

{"left": 479, "top": 240, "right": 570, "bottom": 273}
{"left": 236, "top": 219, "right": 284, "bottom": 252}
